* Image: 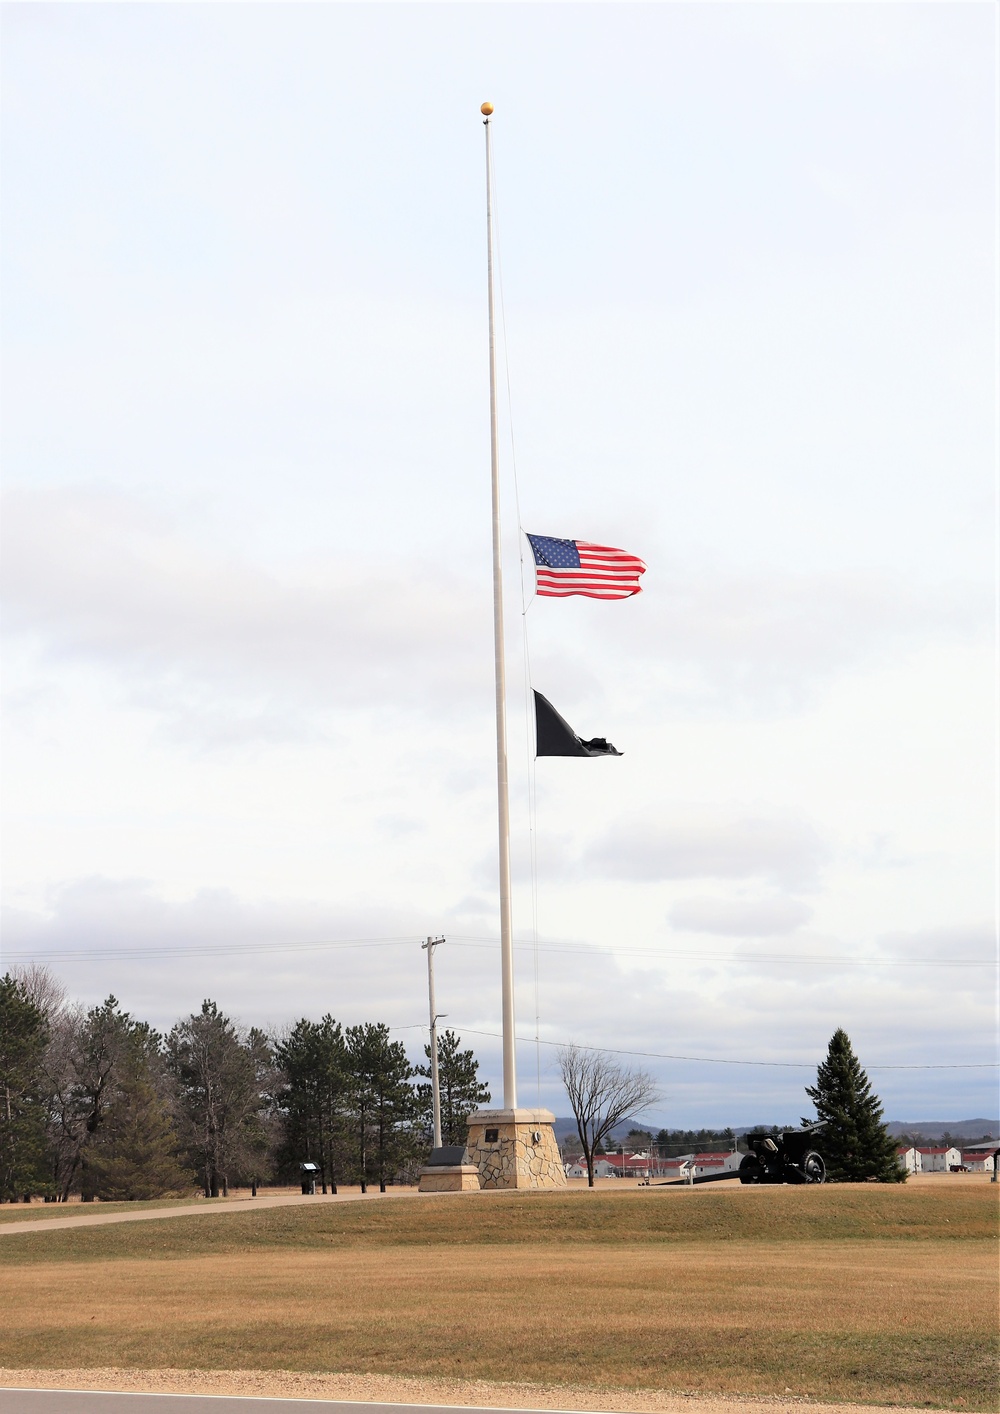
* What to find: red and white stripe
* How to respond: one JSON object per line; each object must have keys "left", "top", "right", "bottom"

{"left": 535, "top": 541, "right": 646, "bottom": 600}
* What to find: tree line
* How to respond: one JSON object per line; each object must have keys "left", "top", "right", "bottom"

{"left": 0, "top": 968, "right": 489, "bottom": 1203}
{"left": 896, "top": 1129, "right": 994, "bottom": 1150}
{"left": 616, "top": 1126, "right": 739, "bottom": 1154}
{"left": 2, "top": 965, "right": 906, "bottom": 1201}
{"left": 558, "top": 1028, "right": 904, "bottom": 1185}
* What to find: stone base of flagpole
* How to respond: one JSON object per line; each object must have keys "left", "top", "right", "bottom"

{"left": 464, "top": 1108, "right": 567, "bottom": 1190}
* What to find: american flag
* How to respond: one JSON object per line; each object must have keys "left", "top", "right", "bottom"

{"left": 526, "top": 533, "right": 646, "bottom": 600}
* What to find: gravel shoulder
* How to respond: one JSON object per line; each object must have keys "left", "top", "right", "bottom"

{"left": 0, "top": 1369, "right": 927, "bottom": 1412}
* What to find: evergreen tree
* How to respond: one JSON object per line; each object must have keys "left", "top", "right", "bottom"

{"left": 45, "top": 995, "right": 186, "bottom": 1201}
{"left": 66, "top": 996, "right": 165, "bottom": 1200}
{"left": 345, "top": 1023, "right": 413, "bottom": 1193}
{"left": 804, "top": 1028, "right": 904, "bottom": 1183}
{"left": 275, "top": 1016, "right": 350, "bottom": 1193}
{"left": 166, "top": 1001, "right": 272, "bottom": 1197}
{"left": 414, "top": 1030, "right": 491, "bottom": 1146}
{"left": 0, "top": 974, "right": 51, "bottom": 1201}
{"left": 86, "top": 1074, "right": 188, "bottom": 1200}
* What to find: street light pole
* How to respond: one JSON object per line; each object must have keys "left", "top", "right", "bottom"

{"left": 422, "top": 936, "right": 446, "bottom": 1150}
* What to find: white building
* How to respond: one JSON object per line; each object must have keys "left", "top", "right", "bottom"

{"left": 690, "top": 1151, "right": 743, "bottom": 1178}
{"left": 960, "top": 1149, "right": 998, "bottom": 1173}
{"left": 915, "top": 1146, "right": 962, "bottom": 1172}
{"left": 653, "top": 1151, "right": 742, "bottom": 1181}
{"left": 896, "top": 1146, "right": 921, "bottom": 1173}
{"left": 564, "top": 1157, "right": 617, "bottom": 1179}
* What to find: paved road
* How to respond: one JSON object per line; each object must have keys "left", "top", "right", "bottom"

{"left": 0, "top": 1190, "right": 430, "bottom": 1237}
{"left": 1, "top": 1395, "right": 547, "bottom": 1414}
{"left": 0, "top": 1389, "right": 912, "bottom": 1414}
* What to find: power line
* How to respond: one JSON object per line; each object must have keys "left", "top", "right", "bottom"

{"left": 4, "top": 937, "right": 417, "bottom": 963}
{"left": 452, "top": 1026, "right": 999, "bottom": 1071}
{"left": 448, "top": 935, "right": 994, "bottom": 969}
{"left": 5, "top": 956, "right": 988, "bottom": 1070}
{"left": 5, "top": 933, "right": 993, "bottom": 968}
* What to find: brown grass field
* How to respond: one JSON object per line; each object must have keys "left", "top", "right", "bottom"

{"left": 1, "top": 1183, "right": 996, "bottom": 1410}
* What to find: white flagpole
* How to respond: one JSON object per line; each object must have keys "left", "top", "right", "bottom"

{"left": 482, "top": 102, "right": 517, "bottom": 1111}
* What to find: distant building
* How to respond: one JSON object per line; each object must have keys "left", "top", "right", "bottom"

{"left": 596, "top": 1153, "right": 652, "bottom": 1178}
{"left": 642, "top": 1151, "right": 741, "bottom": 1181}
{"left": 960, "top": 1149, "right": 998, "bottom": 1174}
{"left": 656, "top": 1156, "right": 692, "bottom": 1179}
{"left": 690, "top": 1151, "right": 742, "bottom": 1178}
{"left": 915, "top": 1146, "right": 962, "bottom": 1172}
{"left": 564, "top": 1157, "right": 618, "bottom": 1179}
{"left": 897, "top": 1146, "right": 921, "bottom": 1173}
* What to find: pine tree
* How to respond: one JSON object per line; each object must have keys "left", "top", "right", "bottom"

{"left": 804, "top": 1028, "right": 904, "bottom": 1183}
{"left": 57, "top": 995, "right": 164, "bottom": 1201}
{"left": 166, "top": 1001, "right": 272, "bottom": 1197}
{"left": 275, "top": 1016, "right": 350, "bottom": 1193}
{"left": 414, "top": 1030, "right": 491, "bottom": 1146}
{"left": 345, "top": 1023, "right": 413, "bottom": 1193}
{"left": 46, "top": 995, "right": 188, "bottom": 1201}
{"left": 86, "top": 1076, "right": 188, "bottom": 1200}
{"left": 0, "top": 974, "right": 52, "bottom": 1201}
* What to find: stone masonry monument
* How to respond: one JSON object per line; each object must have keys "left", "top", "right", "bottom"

{"left": 465, "top": 1108, "right": 567, "bottom": 1189}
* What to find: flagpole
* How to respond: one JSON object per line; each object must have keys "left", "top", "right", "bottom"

{"left": 482, "top": 102, "right": 517, "bottom": 1112}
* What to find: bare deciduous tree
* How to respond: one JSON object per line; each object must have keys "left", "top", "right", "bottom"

{"left": 10, "top": 965, "right": 66, "bottom": 1022}
{"left": 558, "top": 1044, "right": 659, "bottom": 1187}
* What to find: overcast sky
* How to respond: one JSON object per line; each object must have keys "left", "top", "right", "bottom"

{"left": 2, "top": 3, "right": 996, "bottom": 1129}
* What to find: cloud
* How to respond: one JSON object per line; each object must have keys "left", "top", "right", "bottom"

{"left": 4, "top": 487, "right": 989, "bottom": 748}
{"left": 579, "top": 565, "right": 988, "bottom": 715}
{"left": 876, "top": 923, "right": 995, "bottom": 964}
{"left": 585, "top": 815, "right": 828, "bottom": 887}
{"left": 0, "top": 876, "right": 462, "bottom": 1035}
{"left": 668, "top": 895, "right": 813, "bottom": 936}
{"left": 0, "top": 487, "right": 490, "bottom": 734}
{"left": 3, "top": 876, "right": 993, "bottom": 1125}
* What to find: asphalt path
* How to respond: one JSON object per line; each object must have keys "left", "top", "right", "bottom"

{"left": 3, "top": 1396, "right": 559, "bottom": 1414}
{"left": 0, "top": 1190, "right": 430, "bottom": 1237}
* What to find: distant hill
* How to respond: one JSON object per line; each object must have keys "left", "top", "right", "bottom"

{"left": 552, "top": 1116, "right": 637, "bottom": 1143}
{"left": 885, "top": 1119, "right": 998, "bottom": 1140}
{"left": 550, "top": 1116, "right": 999, "bottom": 1146}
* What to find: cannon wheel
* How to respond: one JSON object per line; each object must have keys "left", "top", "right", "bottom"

{"left": 801, "top": 1150, "right": 826, "bottom": 1183}
{"left": 738, "top": 1154, "right": 764, "bottom": 1185}
{"left": 785, "top": 1150, "right": 826, "bottom": 1184}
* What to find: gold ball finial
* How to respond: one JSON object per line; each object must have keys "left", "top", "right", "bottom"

{"left": 481, "top": 102, "right": 494, "bottom": 116}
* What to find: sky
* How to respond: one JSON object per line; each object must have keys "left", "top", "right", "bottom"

{"left": 1, "top": 2, "right": 996, "bottom": 1130}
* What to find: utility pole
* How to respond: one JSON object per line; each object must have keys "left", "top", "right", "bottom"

{"left": 422, "top": 936, "right": 446, "bottom": 1150}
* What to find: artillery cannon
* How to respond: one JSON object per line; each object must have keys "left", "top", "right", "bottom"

{"left": 738, "top": 1124, "right": 826, "bottom": 1185}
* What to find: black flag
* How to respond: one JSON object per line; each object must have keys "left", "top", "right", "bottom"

{"left": 533, "top": 690, "right": 622, "bottom": 758}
